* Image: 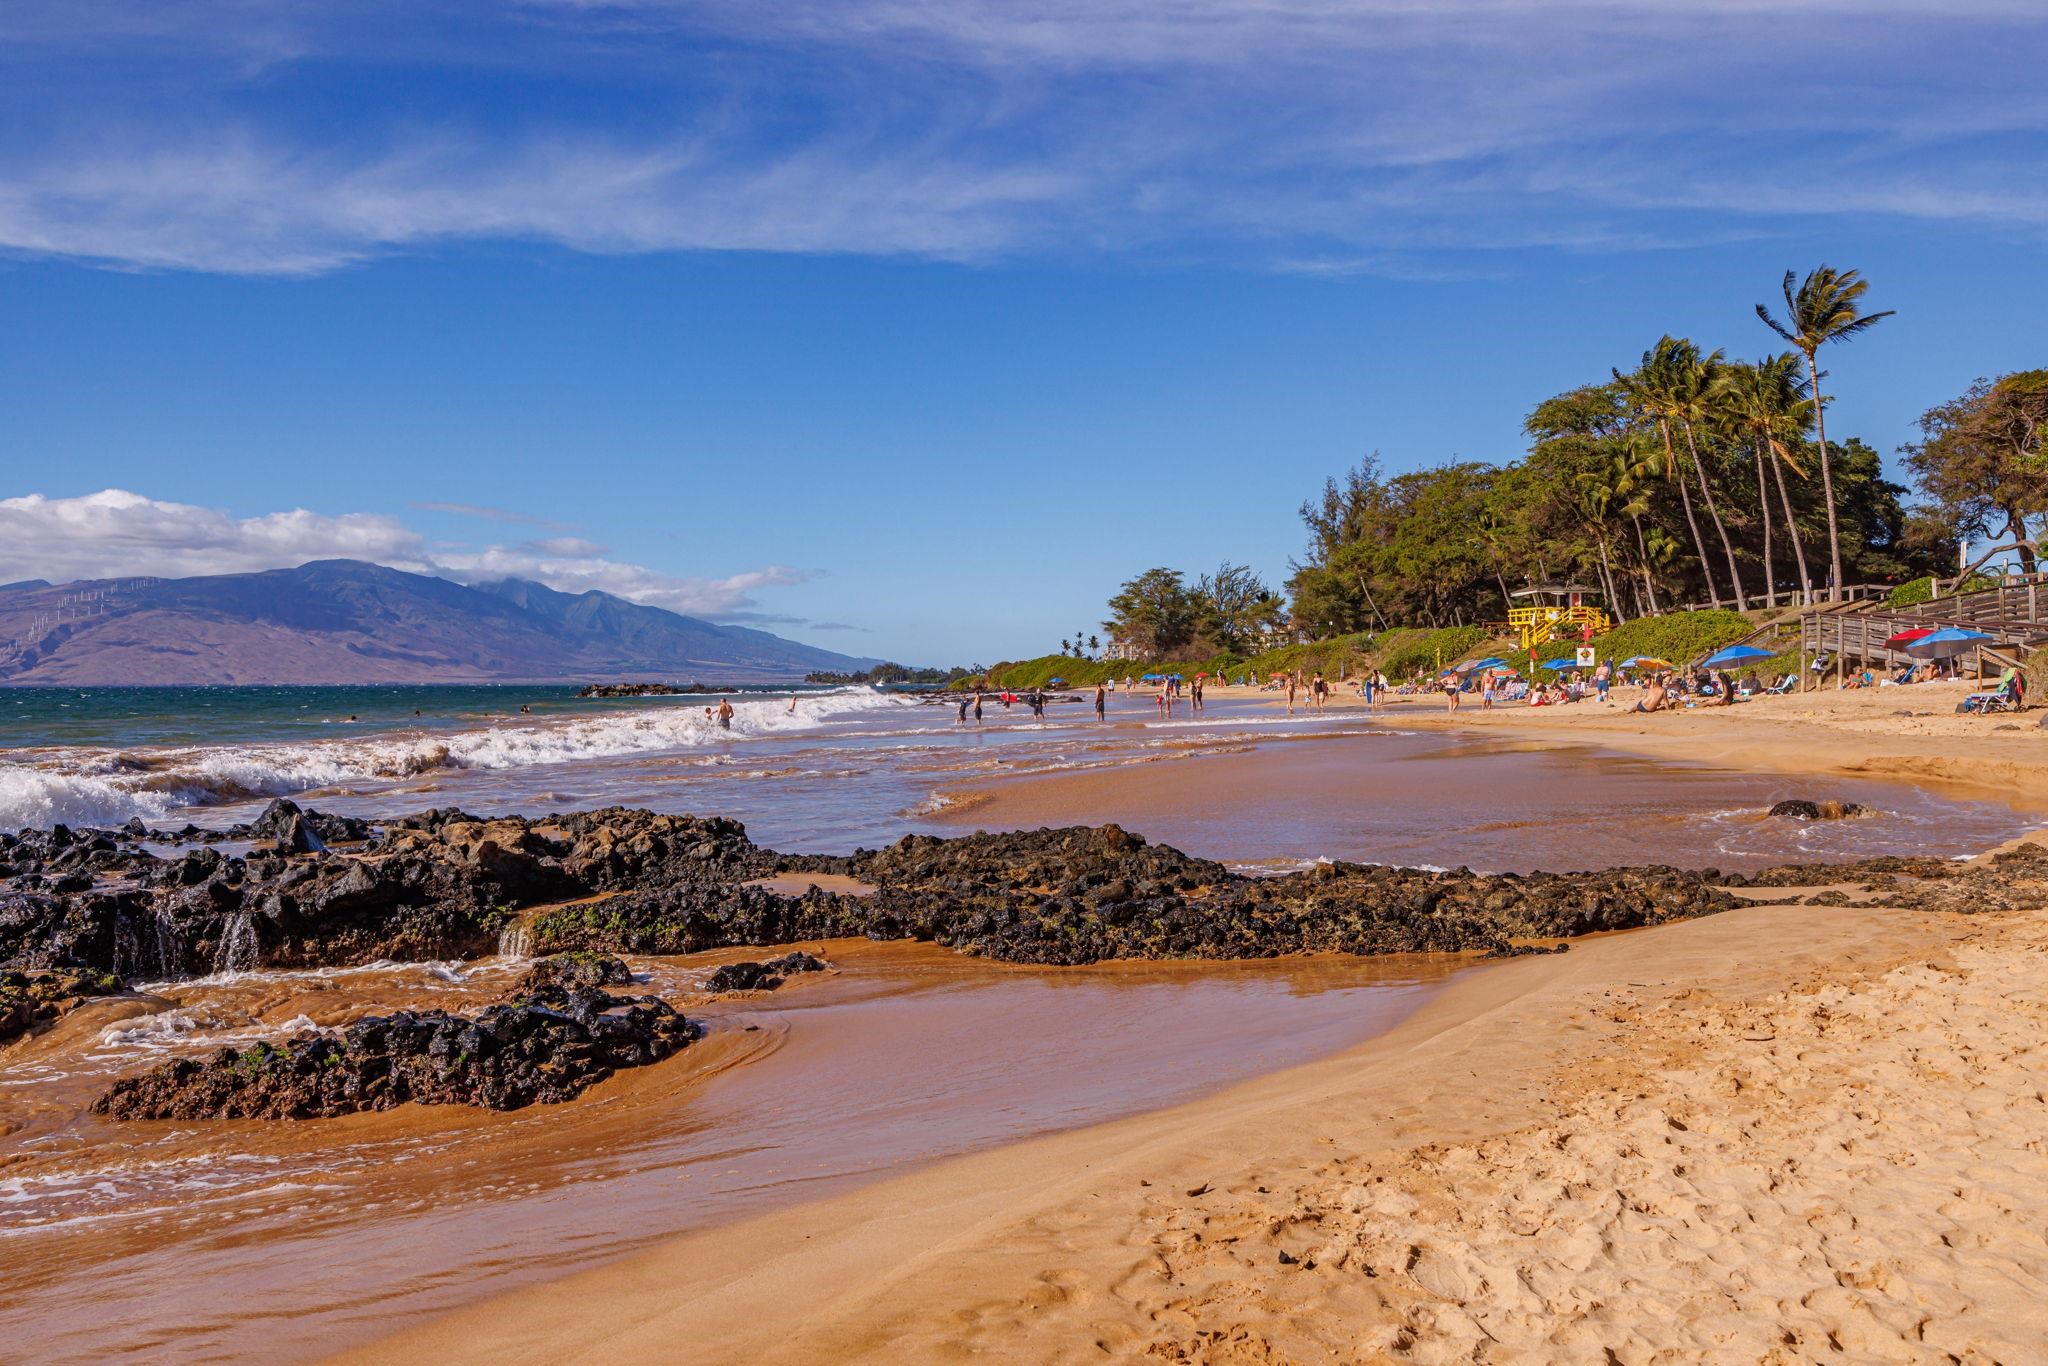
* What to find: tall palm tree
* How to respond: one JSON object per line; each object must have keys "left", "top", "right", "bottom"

{"left": 1715, "top": 355, "right": 1816, "bottom": 608}
{"left": 1757, "top": 266, "right": 1894, "bottom": 600}
{"left": 1665, "top": 343, "right": 1748, "bottom": 610}
{"left": 1610, "top": 433, "right": 1666, "bottom": 614}
{"left": 1614, "top": 338, "right": 1720, "bottom": 607}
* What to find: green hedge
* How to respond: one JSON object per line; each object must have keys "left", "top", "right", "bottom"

{"left": 1888, "top": 574, "right": 1999, "bottom": 608}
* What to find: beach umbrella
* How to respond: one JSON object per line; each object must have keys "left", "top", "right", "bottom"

{"left": 1458, "top": 656, "right": 1506, "bottom": 672}
{"left": 1906, "top": 627, "right": 1993, "bottom": 659}
{"left": 1539, "top": 656, "right": 1576, "bottom": 671}
{"left": 1621, "top": 655, "right": 1672, "bottom": 670}
{"left": 1194, "top": 671, "right": 1209, "bottom": 677}
{"left": 1140, "top": 673, "right": 1164, "bottom": 682}
{"left": 1047, "top": 677, "right": 1066, "bottom": 687}
{"left": 1701, "top": 644, "right": 1773, "bottom": 668}
{"left": 1438, "top": 667, "right": 1461, "bottom": 676}
{"left": 1883, "top": 627, "right": 1934, "bottom": 648}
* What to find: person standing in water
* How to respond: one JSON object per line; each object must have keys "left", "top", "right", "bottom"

{"left": 957, "top": 695, "right": 971, "bottom": 723}
{"left": 716, "top": 697, "right": 734, "bottom": 730}
{"left": 1286, "top": 673, "right": 1298, "bottom": 714}
{"left": 972, "top": 691, "right": 984, "bottom": 724}
{"left": 1094, "top": 682, "right": 1107, "bottom": 718}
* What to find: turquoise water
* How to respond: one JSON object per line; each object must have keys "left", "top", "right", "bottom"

{"left": 0, "top": 683, "right": 815, "bottom": 750}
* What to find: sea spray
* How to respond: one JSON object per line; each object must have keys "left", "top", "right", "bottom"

{"left": 0, "top": 688, "right": 907, "bottom": 831}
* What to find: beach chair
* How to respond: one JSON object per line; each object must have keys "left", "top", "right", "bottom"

{"left": 1958, "top": 670, "right": 2024, "bottom": 714}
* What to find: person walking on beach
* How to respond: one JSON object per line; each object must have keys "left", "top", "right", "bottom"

{"left": 1445, "top": 675, "right": 1461, "bottom": 711}
{"left": 1094, "top": 682, "right": 1107, "bottom": 718}
{"left": 716, "top": 697, "right": 734, "bottom": 730}
{"left": 1480, "top": 671, "right": 1496, "bottom": 710}
{"left": 1286, "top": 673, "right": 1299, "bottom": 714}
{"left": 1593, "top": 660, "right": 1612, "bottom": 704}
{"left": 1311, "top": 672, "right": 1329, "bottom": 712}
{"left": 1028, "top": 689, "right": 1046, "bottom": 720}
{"left": 1156, "top": 685, "right": 1169, "bottom": 716}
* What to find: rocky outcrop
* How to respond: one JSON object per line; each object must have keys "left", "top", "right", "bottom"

{"left": 513, "top": 950, "right": 633, "bottom": 993}
{"left": 92, "top": 983, "right": 701, "bottom": 1120}
{"left": 1, "top": 966, "right": 123, "bottom": 1046}
{"left": 702, "top": 951, "right": 828, "bottom": 993}
{"left": 576, "top": 682, "right": 692, "bottom": 697}
{"left": 1766, "top": 799, "right": 1866, "bottom": 820}
{"left": 12, "top": 805, "right": 2024, "bottom": 984}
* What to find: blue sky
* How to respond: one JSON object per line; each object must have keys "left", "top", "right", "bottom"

{"left": 2, "top": 1, "right": 2045, "bottom": 664}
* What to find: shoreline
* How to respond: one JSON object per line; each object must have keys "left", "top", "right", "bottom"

{"left": 339, "top": 694, "right": 2048, "bottom": 1361}
{"left": 351, "top": 866, "right": 2048, "bottom": 1362}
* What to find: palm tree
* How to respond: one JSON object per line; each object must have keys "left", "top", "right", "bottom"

{"left": 1614, "top": 339, "right": 1721, "bottom": 607}
{"left": 1757, "top": 266, "right": 1894, "bottom": 600}
{"left": 1599, "top": 433, "right": 1667, "bottom": 615}
{"left": 1087, "top": 633, "right": 1100, "bottom": 657}
{"left": 1665, "top": 343, "right": 1748, "bottom": 610}
{"left": 1715, "top": 355, "right": 1816, "bottom": 608}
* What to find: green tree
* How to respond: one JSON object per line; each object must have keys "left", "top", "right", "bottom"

{"left": 1757, "top": 266, "right": 1895, "bottom": 598}
{"left": 1902, "top": 371, "right": 2048, "bottom": 575}
{"left": 1192, "top": 562, "right": 1285, "bottom": 654}
{"left": 1104, "top": 568, "right": 1199, "bottom": 657}
{"left": 1664, "top": 343, "right": 1748, "bottom": 609}
{"left": 1715, "top": 354, "right": 1816, "bottom": 606}
{"left": 1615, "top": 338, "right": 1721, "bottom": 607}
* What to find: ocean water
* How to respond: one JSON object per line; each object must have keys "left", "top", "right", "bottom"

{"left": 0, "top": 683, "right": 2032, "bottom": 869}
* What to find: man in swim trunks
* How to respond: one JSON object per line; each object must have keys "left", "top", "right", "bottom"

{"left": 716, "top": 698, "right": 734, "bottom": 729}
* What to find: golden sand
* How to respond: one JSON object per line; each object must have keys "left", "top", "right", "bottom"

{"left": 342, "top": 683, "right": 2048, "bottom": 1363}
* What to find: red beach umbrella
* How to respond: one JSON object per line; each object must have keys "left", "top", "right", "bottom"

{"left": 1884, "top": 627, "right": 1934, "bottom": 648}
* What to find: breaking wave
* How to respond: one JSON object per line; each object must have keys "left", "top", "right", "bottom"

{"left": 1, "top": 689, "right": 906, "bottom": 831}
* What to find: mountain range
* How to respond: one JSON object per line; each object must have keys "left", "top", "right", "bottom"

{"left": 0, "top": 561, "right": 878, "bottom": 684}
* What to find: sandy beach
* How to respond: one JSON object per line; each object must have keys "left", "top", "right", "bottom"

{"left": 347, "top": 682, "right": 2048, "bottom": 1363}
{"left": 354, "top": 863, "right": 2048, "bottom": 1362}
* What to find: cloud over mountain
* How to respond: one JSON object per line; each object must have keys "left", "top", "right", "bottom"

{"left": 0, "top": 489, "right": 807, "bottom": 620}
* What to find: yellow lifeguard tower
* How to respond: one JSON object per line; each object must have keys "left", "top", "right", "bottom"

{"left": 1508, "top": 585, "right": 1610, "bottom": 653}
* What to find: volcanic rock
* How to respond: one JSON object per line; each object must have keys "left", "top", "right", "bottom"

{"left": 1, "top": 966, "right": 124, "bottom": 1046}
{"left": 93, "top": 983, "right": 701, "bottom": 1120}
{"left": 701, "top": 951, "right": 827, "bottom": 993}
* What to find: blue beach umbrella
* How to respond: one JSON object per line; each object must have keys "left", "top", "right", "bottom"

{"left": 1701, "top": 644, "right": 1774, "bottom": 668}
{"left": 1905, "top": 627, "right": 1993, "bottom": 659}
{"left": 1539, "top": 656, "right": 1576, "bottom": 671}
{"left": 1047, "top": 677, "right": 1066, "bottom": 686}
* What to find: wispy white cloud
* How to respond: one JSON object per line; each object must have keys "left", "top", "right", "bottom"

{"left": 411, "top": 500, "right": 578, "bottom": 532}
{"left": 0, "top": 489, "right": 806, "bottom": 619}
{"left": 0, "top": 1, "right": 2041, "bottom": 275}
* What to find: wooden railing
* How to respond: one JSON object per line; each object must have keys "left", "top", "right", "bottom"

{"left": 1798, "top": 608, "right": 2048, "bottom": 682}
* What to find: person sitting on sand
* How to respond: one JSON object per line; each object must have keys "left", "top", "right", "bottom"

{"left": 1840, "top": 668, "right": 1875, "bottom": 691}
{"left": 1633, "top": 680, "right": 1670, "bottom": 713}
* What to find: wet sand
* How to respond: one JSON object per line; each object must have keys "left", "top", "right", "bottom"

{"left": 361, "top": 876, "right": 2048, "bottom": 1362}
{"left": 340, "top": 683, "right": 2048, "bottom": 1363}
{"left": 925, "top": 712, "right": 2034, "bottom": 873}
{"left": 0, "top": 940, "right": 1457, "bottom": 1361}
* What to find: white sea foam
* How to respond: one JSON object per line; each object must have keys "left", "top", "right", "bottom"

{"left": 1, "top": 689, "right": 907, "bottom": 830}
{"left": 0, "top": 767, "right": 176, "bottom": 830}
{"left": 97, "top": 1007, "right": 237, "bottom": 1050}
